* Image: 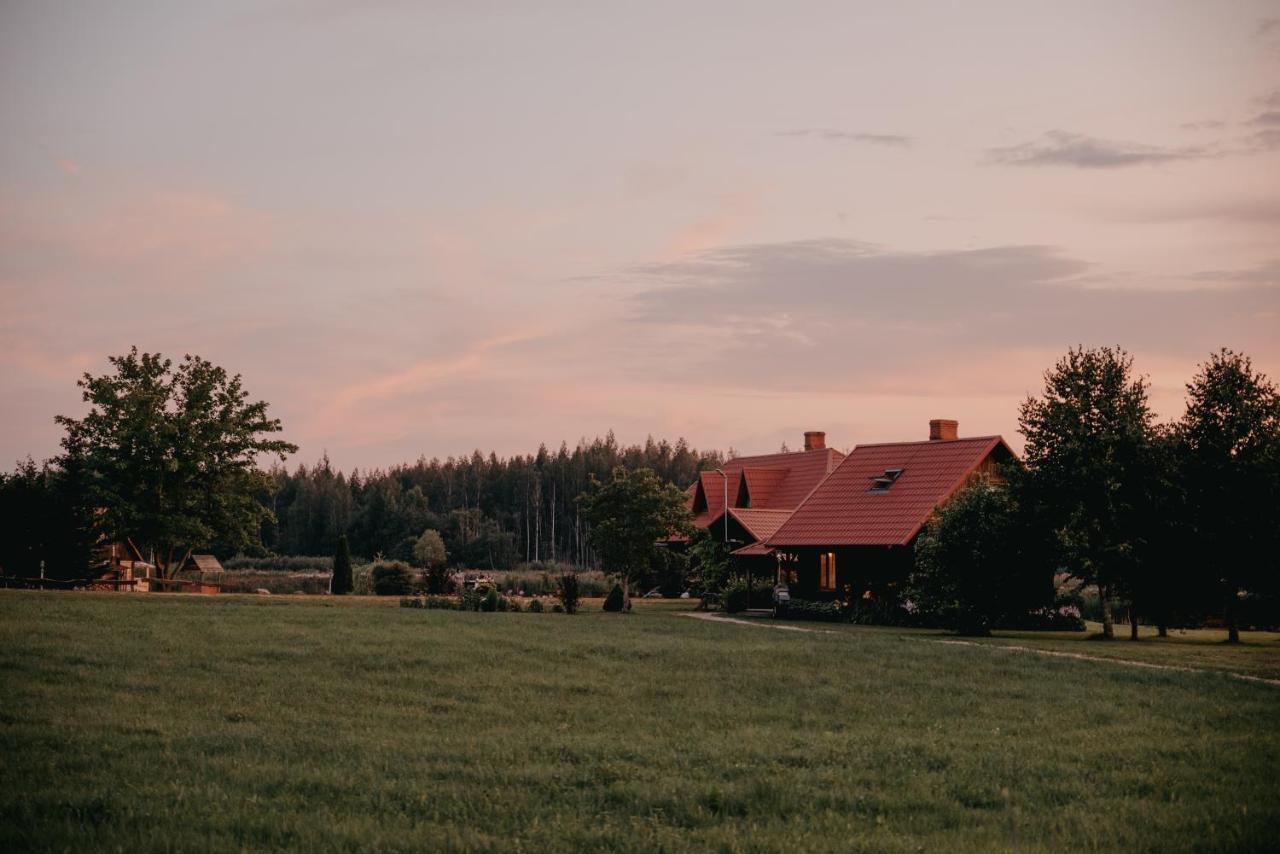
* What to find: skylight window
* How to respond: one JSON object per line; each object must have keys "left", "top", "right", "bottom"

{"left": 868, "top": 468, "right": 904, "bottom": 492}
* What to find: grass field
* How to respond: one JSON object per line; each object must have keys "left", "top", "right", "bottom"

{"left": 2, "top": 592, "right": 1279, "bottom": 851}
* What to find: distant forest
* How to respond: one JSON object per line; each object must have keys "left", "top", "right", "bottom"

{"left": 263, "top": 434, "right": 725, "bottom": 569}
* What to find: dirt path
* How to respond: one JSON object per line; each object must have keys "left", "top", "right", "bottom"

{"left": 681, "top": 611, "right": 1280, "bottom": 688}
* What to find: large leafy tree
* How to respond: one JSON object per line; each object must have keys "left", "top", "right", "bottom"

{"left": 577, "top": 466, "right": 692, "bottom": 609}
{"left": 1177, "top": 349, "right": 1280, "bottom": 643}
{"left": 1018, "top": 346, "right": 1155, "bottom": 639}
{"left": 910, "top": 475, "right": 1043, "bottom": 636}
{"left": 56, "top": 348, "right": 297, "bottom": 577}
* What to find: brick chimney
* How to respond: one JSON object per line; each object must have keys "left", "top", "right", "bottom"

{"left": 929, "top": 419, "right": 958, "bottom": 441}
{"left": 803, "top": 431, "right": 826, "bottom": 451}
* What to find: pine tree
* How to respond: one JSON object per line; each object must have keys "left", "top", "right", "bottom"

{"left": 332, "top": 534, "right": 353, "bottom": 595}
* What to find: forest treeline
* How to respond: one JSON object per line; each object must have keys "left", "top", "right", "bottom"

{"left": 261, "top": 434, "right": 722, "bottom": 569}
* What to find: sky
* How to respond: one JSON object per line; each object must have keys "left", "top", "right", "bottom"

{"left": 2, "top": 1, "right": 1278, "bottom": 470}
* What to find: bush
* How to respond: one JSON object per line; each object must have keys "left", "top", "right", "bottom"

{"left": 559, "top": 572, "right": 581, "bottom": 614}
{"left": 481, "top": 586, "right": 501, "bottom": 612}
{"left": 552, "top": 603, "right": 565, "bottom": 613}
{"left": 425, "top": 595, "right": 457, "bottom": 610}
{"left": 528, "top": 599, "right": 544, "bottom": 613}
{"left": 368, "top": 560, "right": 416, "bottom": 596}
{"left": 722, "top": 575, "right": 751, "bottom": 614}
{"left": 219, "top": 570, "right": 331, "bottom": 595}
{"left": 602, "top": 583, "right": 625, "bottom": 612}
{"left": 783, "top": 598, "right": 845, "bottom": 622}
{"left": 485, "top": 568, "right": 609, "bottom": 598}
{"left": 399, "top": 596, "right": 423, "bottom": 608}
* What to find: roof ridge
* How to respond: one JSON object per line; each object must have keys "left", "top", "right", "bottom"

{"left": 851, "top": 435, "right": 1003, "bottom": 449}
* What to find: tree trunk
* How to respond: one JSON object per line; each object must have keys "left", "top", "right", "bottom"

{"left": 1099, "top": 584, "right": 1114, "bottom": 639}
{"left": 1225, "top": 591, "right": 1240, "bottom": 644}
{"left": 622, "top": 576, "right": 632, "bottom": 613}
{"left": 1129, "top": 608, "right": 1139, "bottom": 641}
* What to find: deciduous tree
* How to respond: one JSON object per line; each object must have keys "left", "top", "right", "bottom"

{"left": 910, "top": 475, "right": 1042, "bottom": 635}
{"left": 55, "top": 348, "right": 296, "bottom": 577}
{"left": 1177, "top": 349, "right": 1280, "bottom": 643}
{"left": 1018, "top": 346, "right": 1154, "bottom": 639}
{"left": 577, "top": 467, "right": 692, "bottom": 610}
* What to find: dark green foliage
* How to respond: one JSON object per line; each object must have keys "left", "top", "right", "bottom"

{"left": 603, "top": 583, "right": 624, "bottom": 612}
{"left": 559, "top": 572, "right": 581, "bottom": 614}
{"left": 331, "top": 535, "right": 353, "bottom": 595}
{"left": 481, "top": 587, "right": 500, "bottom": 612}
{"left": 528, "top": 599, "right": 544, "bottom": 613}
{"left": 722, "top": 576, "right": 750, "bottom": 614}
{"left": 780, "top": 599, "right": 845, "bottom": 622}
{"left": 0, "top": 458, "right": 94, "bottom": 580}
{"left": 223, "top": 554, "right": 346, "bottom": 571}
{"left": 369, "top": 560, "right": 415, "bottom": 596}
{"left": 1176, "top": 350, "right": 1280, "bottom": 642}
{"left": 910, "top": 476, "right": 1045, "bottom": 636}
{"left": 578, "top": 466, "right": 693, "bottom": 607}
{"left": 688, "top": 528, "right": 731, "bottom": 593}
{"left": 261, "top": 434, "right": 724, "bottom": 568}
{"left": 54, "top": 348, "right": 296, "bottom": 577}
{"left": 1017, "top": 346, "right": 1154, "bottom": 638}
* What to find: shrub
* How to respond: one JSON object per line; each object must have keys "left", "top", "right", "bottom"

{"left": 602, "top": 583, "right": 625, "bottom": 612}
{"left": 330, "top": 537, "right": 353, "bottom": 595}
{"left": 224, "top": 554, "right": 336, "bottom": 572}
{"left": 368, "top": 560, "right": 416, "bottom": 596}
{"left": 399, "top": 596, "right": 424, "bottom": 608}
{"left": 559, "top": 572, "right": 581, "bottom": 614}
{"left": 722, "top": 575, "right": 751, "bottom": 614}
{"left": 782, "top": 598, "right": 845, "bottom": 622}
{"left": 481, "top": 586, "right": 501, "bottom": 612}
{"left": 528, "top": 599, "right": 544, "bottom": 613}
{"left": 425, "top": 595, "right": 457, "bottom": 610}
{"left": 219, "top": 570, "right": 331, "bottom": 595}
{"left": 552, "top": 603, "right": 565, "bottom": 613}
{"left": 507, "top": 598, "right": 523, "bottom": 613}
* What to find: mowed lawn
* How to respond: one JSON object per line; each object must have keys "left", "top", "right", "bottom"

{"left": 2, "top": 593, "right": 1278, "bottom": 852}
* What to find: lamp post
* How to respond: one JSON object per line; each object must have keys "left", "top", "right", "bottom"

{"left": 715, "top": 468, "right": 747, "bottom": 608}
{"left": 714, "top": 468, "right": 728, "bottom": 545}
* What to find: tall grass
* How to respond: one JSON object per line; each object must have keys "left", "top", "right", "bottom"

{"left": 1, "top": 592, "right": 1278, "bottom": 851}
{"left": 218, "top": 570, "right": 332, "bottom": 595}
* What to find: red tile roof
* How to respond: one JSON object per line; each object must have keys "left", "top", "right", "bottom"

{"left": 689, "top": 446, "right": 844, "bottom": 528}
{"left": 726, "top": 507, "right": 792, "bottom": 542}
{"left": 768, "top": 436, "right": 1015, "bottom": 547}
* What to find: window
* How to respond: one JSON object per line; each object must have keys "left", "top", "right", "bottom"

{"left": 868, "top": 467, "right": 904, "bottom": 492}
{"left": 819, "top": 552, "right": 837, "bottom": 591}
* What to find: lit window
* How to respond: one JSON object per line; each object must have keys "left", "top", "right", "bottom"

{"left": 819, "top": 552, "right": 837, "bottom": 591}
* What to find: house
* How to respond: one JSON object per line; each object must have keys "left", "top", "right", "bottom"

{"left": 91, "top": 541, "right": 222, "bottom": 594}
{"left": 90, "top": 538, "right": 152, "bottom": 591}
{"left": 762, "top": 419, "right": 1017, "bottom": 601}
{"left": 685, "top": 431, "right": 845, "bottom": 561}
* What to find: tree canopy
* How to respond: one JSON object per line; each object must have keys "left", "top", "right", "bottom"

{"left": 1018, "top": 346, "right": 1154, "bottom": 638}
{"left": 911, "top": 475, "right": 1043, "bottom": 635}
{"left": 577, "top": 466, "right": 692, "bottom": 608}
{"left": 1176, "top": 349, "right": 1280, "bottom": 642}
{"left": 55, "top": 348, "right": 296, "bottom": 576}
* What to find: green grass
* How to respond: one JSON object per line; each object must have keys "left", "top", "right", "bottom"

{"left": 2, "top": 592, "right": 1278, "bottom": 852}
{"left": 763, "top": 618, "right": 1280, "bottom": 682}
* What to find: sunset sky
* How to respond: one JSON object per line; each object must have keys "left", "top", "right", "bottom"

{"left": 3, "top": 1, "right": 1278, "bottom": 470}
